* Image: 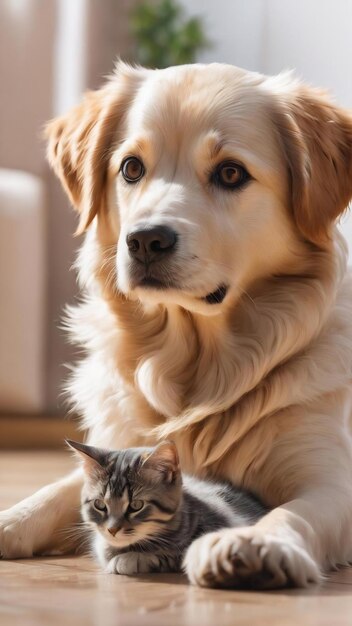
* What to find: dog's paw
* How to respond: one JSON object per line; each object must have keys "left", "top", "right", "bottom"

{"left": 0, "top": 508, "right": 35, "bottom": 558}
{"left": 105, "top": 552, "right": 162, "bottom": 575}
{"left": 184, "top": 527, "right": 321, "bottom": 589}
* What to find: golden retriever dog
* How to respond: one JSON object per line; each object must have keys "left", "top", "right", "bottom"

{"left": 1, "top": 62, "right": 352, "bottom": 589}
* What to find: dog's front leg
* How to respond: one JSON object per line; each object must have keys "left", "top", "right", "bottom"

{"left": 0, "top": 469, "right": 83, "bottom": 558}
{"left": 184, "top": 486, "right": 352, "bottom": 589}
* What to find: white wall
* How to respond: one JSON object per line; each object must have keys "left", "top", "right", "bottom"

{"left": 182, "top": 0, "right": 352, "bottom": 255}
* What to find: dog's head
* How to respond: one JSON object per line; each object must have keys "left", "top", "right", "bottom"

{"left": 46, "top": 62, "right": 352, "bottom": 314}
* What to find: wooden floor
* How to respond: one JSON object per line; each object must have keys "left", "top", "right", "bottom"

{"left": 1, "top": 451, "right": 352, "bottom": 626}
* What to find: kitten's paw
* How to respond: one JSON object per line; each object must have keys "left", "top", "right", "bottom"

{"left": 0, "top": 508, "right": 35, "bottom": 558}
{"left": 106, "top": 552, "right": 162, "bottom": 575}
{"left": 184, "top": 527, "right": 321, "bottom": 589}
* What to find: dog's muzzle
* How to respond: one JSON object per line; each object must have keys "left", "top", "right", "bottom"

{"left": 125, "top": 223, "right": 179, "bottom": 289}
{"left": 126, "top": 224, "right": 178, "bottom": 264}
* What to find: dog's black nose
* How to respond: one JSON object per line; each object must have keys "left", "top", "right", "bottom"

{"left": 126, "top": 225, "right": 177, "bottom": 263}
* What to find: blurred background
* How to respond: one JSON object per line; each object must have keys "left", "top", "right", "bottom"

{"left": 1, "top": 0, "right": 352, "bottom": 445}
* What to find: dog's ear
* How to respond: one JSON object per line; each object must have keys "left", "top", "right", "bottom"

{"left": 272, "top": 83, "right": 352, "bottom": 245}
{"left": 45, "top": 64, "right": 144, "bottom": 235}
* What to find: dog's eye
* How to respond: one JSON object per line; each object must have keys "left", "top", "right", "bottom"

{"left": 213, "top": 161, "right": 250, "bottom": 189}
{"left": 121, "top": 157, "right": 145, "bottom": 183}
{"left": 94, "top": 498, "right": 107, "bottom": 512}
{"left": 129, "top": 499, "right": 144, "bottom": 512}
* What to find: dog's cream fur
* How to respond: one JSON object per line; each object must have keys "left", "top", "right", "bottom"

{"left": 1, "top": 62, "right": 352, "bottom": 588}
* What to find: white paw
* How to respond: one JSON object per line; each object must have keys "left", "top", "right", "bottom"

{"left": 106, "top": 552, "right": 162, "bottom": 575}
{"left": 0, "top": 508, "right": 35, "bottom": 558}
{"left": 184, "top": 528, "right": 321, "bottom": 589}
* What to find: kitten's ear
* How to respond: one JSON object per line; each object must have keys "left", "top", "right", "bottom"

{"left": 66, "top": 439, "right": 108, "bottom": 480}
{"left": 142, "top": 441, "right": 180, "bottom": 482}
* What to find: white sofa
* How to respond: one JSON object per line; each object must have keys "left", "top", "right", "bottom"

{"left": 0, "top": 169, "right": 46, "bottom": 412}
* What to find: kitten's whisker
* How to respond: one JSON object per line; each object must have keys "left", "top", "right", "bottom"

{"left": 56, "top": 521, "right": 91, "bottom": 542}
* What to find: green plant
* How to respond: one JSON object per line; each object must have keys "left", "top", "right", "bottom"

{"left": 130, "top": 0, "right": 210, "bottom": 69}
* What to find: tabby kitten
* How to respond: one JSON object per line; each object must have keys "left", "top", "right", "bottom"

{"left": 67, "top": 439, "right": 267, "bottom": 576}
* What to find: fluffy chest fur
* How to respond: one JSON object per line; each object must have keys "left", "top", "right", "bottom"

{"left": 67, "top": 231, "right": 352, "bottom": 505}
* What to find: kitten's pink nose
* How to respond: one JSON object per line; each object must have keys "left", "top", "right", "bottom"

{"left": 107, "top": 526, "right": 120, "bottom": 536}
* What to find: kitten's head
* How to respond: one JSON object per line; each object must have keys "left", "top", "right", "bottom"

{"left": 67, "top": 439, "right": 182, "bottom": 549}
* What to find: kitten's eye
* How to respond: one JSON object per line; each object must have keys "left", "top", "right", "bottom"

{"left": 121, "top": 157, "right": 145, "bottom": 183}
{"left": 94, "top": 499, "right": 107, "bottom": 512}
{"left": 212, "top": 161, "right": 250, "bottom": 189}
{"left": 130, "top": 499, "right": 144, "bottom": 512}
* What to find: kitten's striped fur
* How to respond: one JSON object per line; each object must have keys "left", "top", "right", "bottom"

{"left": 67, "top": 440, "right": 267, "bottom": 576}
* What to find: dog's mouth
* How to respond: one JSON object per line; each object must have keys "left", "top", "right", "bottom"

{"left": 134, "top": 274, "right": 229, "bottom": 305}
{"left": 138, "top": 276, "right": 172, "bottom": 289}
{"left": 202, "top": 284, "right": 228, "bottom": 305}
